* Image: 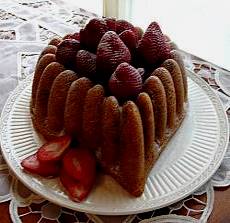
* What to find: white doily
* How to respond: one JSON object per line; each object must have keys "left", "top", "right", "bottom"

{"left": 0, "top": 0, "right": 229, "bottom": 222}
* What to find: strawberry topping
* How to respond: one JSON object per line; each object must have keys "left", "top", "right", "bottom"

{"left": 60, "top": 169, "right": 93, "bottom": 202}
{"left": 21, "top": 153, "right": 60, "bottom": 177}
{"left": 62, "top": 148, "right": 96, "bottom": 186}
{"left": 37, "top": 135, "right": 71, "bottom": 162}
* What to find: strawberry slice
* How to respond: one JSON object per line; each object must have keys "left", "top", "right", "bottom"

{"left": 37, "top": 135, "right": 71, "bottom": 162}
{"left": 60, "top": 169, "right": 93, "bottom": 202}
{"left": 21, "top": 153, "right": 60, "bottom": 177}
{"left": 62, "top": 148, "right": 96, "bottom": 186}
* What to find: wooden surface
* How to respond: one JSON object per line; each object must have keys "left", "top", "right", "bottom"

{"left": 207, "top": 186, "right": 230, "bottom": 223}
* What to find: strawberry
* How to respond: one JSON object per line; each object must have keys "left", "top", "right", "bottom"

{"left": 63, "top": 32, "right": 80, "bottom": 41}
{"left": 63, "top": 148, "right": 96, "bottom": 186}
{"left": 76, "top": 50, "right": 96, "bottom": 79}
{"left": 119, "top": 29, "right": 137, "bottom": 55}
{"left": 80, "top": 18, "right": 108, "bottom": 52}
{"left": 21, "top": 153, "right": 60, "bottom": 177}
{"left": 116, "top": 19, "right": 136, "bottom": 34}
{"left": 104, "top": 17, "right": 116, "bottom": 31}
{"left": 137, "top": 21, "right": 171, "bottom": 68}
{"left": 60, "top": 169, "right": 93, "bottom": 202}
{"left": 37, "top": 135, "right": 71, "bottom": 162}
{"left": 56, "top": 39, "right": 80, "bottom": 69}
{"left": 109, "top": 62, "right": 142, "bottom": 100}
{"left": 96, "top": 31, "right": 131, "bottom": 82}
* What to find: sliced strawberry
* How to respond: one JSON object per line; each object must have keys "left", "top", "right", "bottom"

{"left": 63, "top": 148, "right": 96, "bottom": 186}
{"left": 60, "top": 169, "right": 93, "bottom": 202}
{"left": 37, "top": 135, "right": 71, "bottom": 162}
{"left": 21, "top": 153, "right": 60, "bottom": 177}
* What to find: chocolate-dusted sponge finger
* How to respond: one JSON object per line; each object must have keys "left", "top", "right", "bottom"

{"left": 144, "top": 76, "right": 167, "bottom": 145}
{"left": 31, "top": 54, "right": 56, "bottom": 112}
{"left": 136, "top": 92, "right": 158, "bottom": 173}
{"left": 64, "top": 77, "right": 93, "bottom": 139}
{"left": 34, "top": 62, "right": 65, "bottom": 137}
{"left": 47, "top": 70, "right": 78, "bottom": 133}
{"left": 101, "top": 96, "right": 120, "bottom": 168}
{"left": 38, "top": 45, "right": 57, "bottom": 60}
{"left": 152, "top": 67, "right": 176, "bottom": 129}
{"left": 119, "top": 101, "right": 145, "bottom": 197}
{"left": 170, "top": 50, "right": 188, "bottom": 102}
{"left": 162, "top": 59, "right": 185, "bottom": 116}
{"left": 82, "top": 85, "right": 104, "bottom": 149}
{"left": 48, "top": 37, "right": 62, "bottom": 47}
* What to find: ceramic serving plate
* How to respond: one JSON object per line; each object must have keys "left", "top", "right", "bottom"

{"left": 0, "top": 70, "right": 229, "bottom": 215}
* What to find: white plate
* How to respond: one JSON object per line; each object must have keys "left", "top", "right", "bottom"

{"left": 0, "top": 70, "right": 229, "bottom": 215}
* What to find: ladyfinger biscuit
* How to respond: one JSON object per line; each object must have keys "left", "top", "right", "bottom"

{"left": 31, "top": 54, "right": 56, "bottom": 111}
{"left": 162, "top": 59, "right": 185, "bottom": 116}
{"left": 64, "top": 77, "right": 93, "bottom": 139}
{"left": 82, "top": 85, "right": 104, "bottom": 149}
{"left": 34, "top": 62, "right": 65, "bottom": 135}
{"left": 38, "top": 45, "right": 57, "bottom": 60}
{"left": 170, "top": 50, "right": 188, "bottom": 101}
{"left": 101, "top": 96, "right": 120, "bottom": 168}
{"left": 143, "top": 76, "right": 167, "bottom": 145}
{"left": 48, "top": 37, "right": 62, "bottom": 46}
{"left": 119, "top": 101, "right": 145, "bottom": 197}
{"left": 136, "top": 92, "right": 158, "bottom": 173}
{"left": 47, "top": 70, "right": 78, "bottom": 133}
{"left": 152, "top": 67, "right": 176, "bottom": 129}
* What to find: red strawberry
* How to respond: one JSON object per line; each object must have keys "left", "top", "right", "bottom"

{"left": 116, "top": 19, "right": 136, "bottom": 34}
{"left": 37, "top": 135, "right": 71, "bottom": 162}
{"left": 76, "top": 50, "right": 96, "bottom": 79}
{"left": 63, "top": 148, "right": 96, "bottom": 186}
{"left": 137, "top": 21, "right": 171, "bottom": 67}
{"left": 104, "top": 17, "right": 116, "bottom": 31}
{"left": 109, "top": 62, "right": 142, "bottom": 100}
{"left": 80, "top": 18, "right": 108, "bottom": 52}
{"left": 96, "top": 31, "right": 131, "bottom": 82}
{"left": 21, "top": 153, "right": 60, "bottom": 177}
{"left": 63, "top": 32, "right": 80, "bottom": 41}
{"left": 56, "top": 39, "right": 80, "bottom": 69}
{"left": 119, "top": 29, "right": 137, "bottom": 54}
{"left": 60, "top": 169, "right": 93, "bottom": 202}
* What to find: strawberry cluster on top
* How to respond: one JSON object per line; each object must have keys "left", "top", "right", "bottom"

{"left": 55, "top": 18, "right": 172, "bottom": 101}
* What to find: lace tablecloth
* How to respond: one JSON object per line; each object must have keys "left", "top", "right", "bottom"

{"left": 0, "top": 0, "right": 229, "bottom": 222}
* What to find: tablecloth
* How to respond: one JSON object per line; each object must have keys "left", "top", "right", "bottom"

{"left": 0, "top": 0, "right": 230, "bottom": 222}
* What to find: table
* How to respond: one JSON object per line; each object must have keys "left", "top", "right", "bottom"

{"left": 0, "top": 0, "right": 229, "bottom": 222}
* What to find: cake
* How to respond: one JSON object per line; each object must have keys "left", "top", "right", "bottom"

{"left": 27, "top": 18, "right": 188, "bottom": 199}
